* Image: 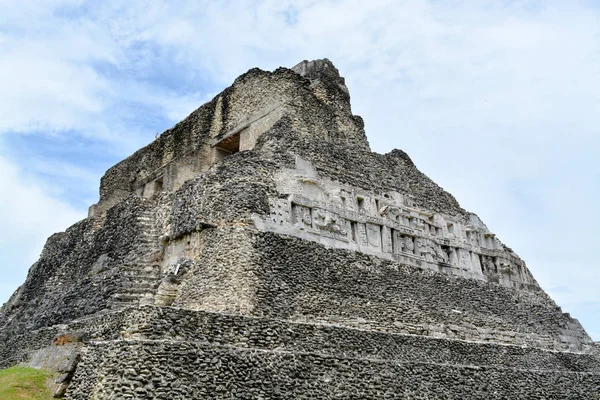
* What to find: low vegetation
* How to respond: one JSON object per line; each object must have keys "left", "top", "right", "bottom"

{"left": 0, "top": 366, "right": 53, "bottom": 399}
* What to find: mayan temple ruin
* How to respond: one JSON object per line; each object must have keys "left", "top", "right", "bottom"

{"left": 1, "top": 59, "right": 599, "bottom": 398}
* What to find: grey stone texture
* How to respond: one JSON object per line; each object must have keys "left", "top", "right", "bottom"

{"left": 1, "top": 59, "right": 598, "bottom": 398}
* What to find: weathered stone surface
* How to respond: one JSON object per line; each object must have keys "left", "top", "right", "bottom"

{"left": 1, "top": 58, "right": 598, "bottom": 398}
{"left": 69, "top": 340, "right": 600, "bottom": 400}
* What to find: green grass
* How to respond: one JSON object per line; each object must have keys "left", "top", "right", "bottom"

{"left": 0, "top": 366, "right": 53, "bottom": 399}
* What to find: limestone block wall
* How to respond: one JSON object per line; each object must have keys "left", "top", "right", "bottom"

{"left": 169, "top": 227, "right": 591, "bottom": 352}
{"left": 0, "top": 307, "right": 135, "bottom": 370}
{"left": 2, "top": 302, "right": 598, "bottom": 398}
{"left": 165, "top": 118, "right": 465, "bottom": 246}
{"left": 292, "top": 59, "right": 352, "bottom": 114}
{"left": 255, "top": 158, "right": 536, "bottom": 290}
{"left": 96, "top": 102, "right": 215, "bottom": 207}
{"left": 2, "top": 305, "right": 599, "bottom": 375}
{"left": 213, "top": 69, "right": 298, "bottom": 135}
{"left": 0, "top": 197, "right": 159, "bottom": 336}
{"left": 169, "top": 151, "right": 281, "bottom": 236}
{"left": 66, "top": 340, "right": 600, "bottom": 399}
{"left": 118, "top": 307, "right": 600, "bottom": 373}
{"left": 91, "top": 62, "right": 369, "bottom": 218}
{"left": 260, "top": 116, "right": 465, "bottom": 216}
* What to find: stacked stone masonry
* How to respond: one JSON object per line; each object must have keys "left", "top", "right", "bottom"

{"left": 256, "top": 158, "right": 537, "bottom": 289}
{"left": 1, "top": 59, "right": 598, "bottom": 398}
{"left": 68, "top": 341, "right": 600, "bottom": 399}
{"left": 2, "top": 307, "right": 600, "bottom": 398}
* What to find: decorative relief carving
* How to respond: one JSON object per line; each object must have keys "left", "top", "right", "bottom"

{"left": 313, "top": 208, "right": 350, "bottom": 241}
{"left": 382, "top": 226, "right": 393, "bottom": 254}
{"left": 292, "top": 204, "right": 312, "bottom": 230}
{"left": 497, "top": 258, "right": 514, "bottom": 275}
{"left": 366, "top": 223, "right": 381, "bottom": 249}
{"left": 403, "top": 236, "right": 415, "bottom": 255}
{"left": 380, "top": 205, "right": 401, "bottom": 221}
{"left": 336, "top": 219, "right": 352, "bottom": 242}
{"left": 356, "top": 223, "right": 368, "bottom": 246}
{"left": 435, "top": 245, "right": 449, "bottom": 264}
{"left": 417, "top": 238, "right": 438, "bottom": 263}
{"left": 269, "top": 199, "right": 290, "bottom": 226}
{"left": 257, "top": 164, "right": 535, "bottom": 289}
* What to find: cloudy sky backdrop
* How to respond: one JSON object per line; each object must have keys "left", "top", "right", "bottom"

{"left": 1, "top": 0, "right": 598, "bottom": 339}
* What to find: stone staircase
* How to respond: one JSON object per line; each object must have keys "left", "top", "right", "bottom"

{"left": 63, "top": 306, "right": 600, "bottom": 399}
{"left": 110, "top": 203, "right": 162, "bottom": 309}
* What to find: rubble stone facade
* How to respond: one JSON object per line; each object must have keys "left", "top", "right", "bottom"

{"left": 1, "top": 59, "right": 598, "bottom": 398}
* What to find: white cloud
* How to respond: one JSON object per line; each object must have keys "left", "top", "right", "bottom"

{"left": 0, "top": 156, "right": 85, "bottom": 304}
{"left": 0, "top": 1, "right": 209, "bottom": 145}
{"left": 0, "top": 0, "right": 598, "bottom": 338}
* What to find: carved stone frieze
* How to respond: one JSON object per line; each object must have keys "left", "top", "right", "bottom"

{"left": 254, "top": 157, "right": 537, "bottom": 290}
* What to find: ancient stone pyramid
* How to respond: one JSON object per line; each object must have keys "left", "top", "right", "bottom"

{"left": 1, "top": 59, "right": 599, "bottom": 399}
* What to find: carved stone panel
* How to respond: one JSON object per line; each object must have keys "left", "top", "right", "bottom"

{"left": 382, "top": 226, "right": 393, "bottom": 254}
{"left": 381, "top": 205, "right": 401, "bottom": 222}
{"left": 457, "top": 249, "right": 473, "bottom": 271}
{"left": 392, "top": 230, "right": 403, "bottom": 255}
{"left": 312, "top": 208, "right": 350, "bottom": 240}
{"left": 481, "top": 256, "right": 496, "bottom": 274}
{"left": 356, "top": 223, "right": 368, "bottom": 246}
{"left": 416, "top": 238, "right": 436, "bottom": 262}
{"left": 471, "top": 252, "right": 482, "bottom": 273}
{"left": 335, "top": 218, "right": 352, "bottom": 242}
{"left": 257, "top": 163, "right": 537, "bottom": 289}
{"left": 269, "top": 199, "right": 291, "bottom": 226}
{"left": 497, "top": 258, "right": 514, "bottom": 275}
{"left": 403, "top": 235, "right": 415, "bottom": 255}
{"left": 448, "top": 247, "right": 458, "bottom": 265}
{"left": 292, "top": 204, "right": 313, "bottom": 230}
{"left": 366, "top": 223, "right": 381, "bottom": 250}
{"left": 435, "top": 244, "right": 449, "bottom": 263}
{"left": 312, "top": 208, "right": 327, "bottom": 231}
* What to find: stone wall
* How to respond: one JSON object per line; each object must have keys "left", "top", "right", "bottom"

{"left": 255, "top": 157, "right": 536, "bottom": 290}
{"left": 95, "top": 100, "right": 216, "bottom": 210}
{"left": 0, "top": 196, "right": 160, "bottom": 337}
{"left": 92, "top": 61, "right": 370, "bottom": 217}
{"left": 118, "top": 306, "right": 600, "bottom": 373}
{"left": 66, "top": 339, "right": 600, "bottom": 399}
{"left": 0, "top": 309, "right": 126, "bottom": 369}
{"left": 259, "top": 114, "right": 465, "bottom": 217}
{"left": 5, "top": 305, "right": 598, "bottom": 371}
{"left": 2, "top": 59, "right": 598, "bottom": 398}
{"left": 2, "top": 304, "right": 597, "bottom": 397}
{"left": 3, "top": 305, "right": 598, "bottom": 374}
{"left": 168, "top": 227, "right": 591, "bottom": 352}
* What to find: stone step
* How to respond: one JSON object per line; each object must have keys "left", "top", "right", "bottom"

{"left": 130, "top": 281, "right": 158, "bottom": 288}
{"left": 120, "top": 269, "right": 159, "bottom": 276}
{"left": 107, "top": 306, "right": 600, "bottom": 374}
{"left": 134, "top": 274, "right": 160, "bottom": 281}
{"left": 67, "top": 339, "right": 600, "bottom": 399}
{"left": 119, "top": 281, "right": 159, "bottom": 289}
{"left": 123, "top": 288, "right": 157, "bottom": 295}
{"left": 108, "top": 301, "right": 136, "bottom": 310}
{"left": 112, "top": 293, "right": 143, "bottom": 302}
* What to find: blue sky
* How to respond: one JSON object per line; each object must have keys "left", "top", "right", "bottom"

{"left": 0, "top": 0, "right": 598, "bottom": 340}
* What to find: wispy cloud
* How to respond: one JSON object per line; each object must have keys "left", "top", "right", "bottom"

{"left": 0, "top": 0, "right": 598, "bottom": 339}
{"left": 0, "top": 156, "right": 86, "bottom": 296}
